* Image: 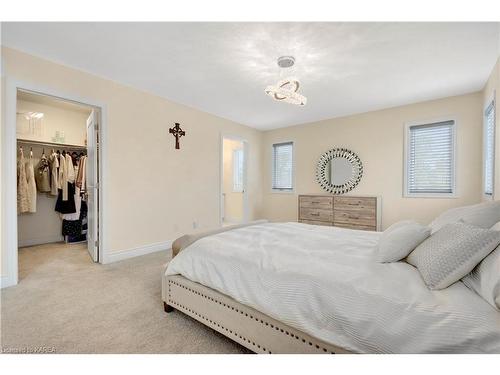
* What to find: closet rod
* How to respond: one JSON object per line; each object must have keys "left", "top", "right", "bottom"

{"left": 17, "top": 138, "right": 87, "bottom": 150}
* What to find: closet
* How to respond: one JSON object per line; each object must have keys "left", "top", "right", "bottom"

{"left": 16, "top": 90, "right": 99, "bottom": 263}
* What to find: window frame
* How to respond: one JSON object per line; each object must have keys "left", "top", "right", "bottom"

{"left": 483, "top": 97, "right": 496, "bottom": 199}
{"left": 232, "top": 148, "right": 244, "bottom": 193}
{"left": 271, "top": 141, "right": 295, "bottom": 193}
{"left": 403, "top": 117, "right": 458, "bottom": 199}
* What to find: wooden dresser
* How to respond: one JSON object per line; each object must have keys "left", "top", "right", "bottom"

{"left": 298, "top": 195, "right": 381, "bottom": 231}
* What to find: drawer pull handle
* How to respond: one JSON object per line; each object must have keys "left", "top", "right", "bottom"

{"left": 310, "top": 213, "right": 320, "bottom": 216}
{"left": 349, "top": 215, "right": 359, "bottom": 220}
{"left": 311, "top": 201, "right": 321, "bottom": 204}
{"left": 348, "top": 202, "right": 360, "bottom": 206}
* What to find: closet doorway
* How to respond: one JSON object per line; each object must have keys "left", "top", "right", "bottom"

{"left": 4, "top": 86, "right": 103, "bottom": 287}
{"left": 220, "top": 135, "right": 249, "bottom": 226}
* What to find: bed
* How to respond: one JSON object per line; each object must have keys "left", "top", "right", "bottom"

{"left": 162, "top": 222, "right": 500, "bottom": 354}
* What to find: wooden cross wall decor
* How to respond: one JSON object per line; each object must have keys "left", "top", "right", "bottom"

{"left": 169, "top": 122, "right": 186, "bottom": 149}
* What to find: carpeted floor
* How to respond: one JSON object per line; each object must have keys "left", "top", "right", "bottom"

{"left": 0, "top": 243, "right": 250, "bottom": 354}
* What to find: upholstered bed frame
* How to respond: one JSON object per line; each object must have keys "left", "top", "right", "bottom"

{"left": 162, "top": 274, "right": 351, "bottom": 354}
{"left": 162, "top": 221, "right": 352, "bottom": 354}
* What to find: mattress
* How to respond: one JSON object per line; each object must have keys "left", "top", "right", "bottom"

{"left": 166, "top": 222, "right": 500, "bottom": 353}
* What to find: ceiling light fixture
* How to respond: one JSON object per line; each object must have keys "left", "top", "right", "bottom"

{"left": 265, "top": 56, "right": 307, "bottom": 106}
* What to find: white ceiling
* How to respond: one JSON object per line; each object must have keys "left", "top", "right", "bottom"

{"left": 2, "top": 22, "right": 499, "bottom": 130}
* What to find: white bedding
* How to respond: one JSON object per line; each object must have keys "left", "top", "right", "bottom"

{"left": 166, "top": 222, "right": 500, "bottom": 353}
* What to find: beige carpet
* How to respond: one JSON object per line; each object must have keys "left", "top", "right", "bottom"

{"left": 1, "top": 243, "right": 250, "bottom": 354}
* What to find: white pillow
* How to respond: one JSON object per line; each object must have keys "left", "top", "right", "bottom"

{"left": 407, "top": 222, "right": 500, "bottom": 290}
{"left": 462, "top": 221, "right": 500, "bottom": 310}
{"left": 429, "top": 201, "right": 500, "bottom": 234}
{"left": 376, "top": 220, "right": 430, "bottom": 263}
{"left": 490, "top": 221, "right": 500, "bottom": 231}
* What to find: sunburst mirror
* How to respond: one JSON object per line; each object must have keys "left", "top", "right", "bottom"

{"left": 316, "top": 148, "right": 363, "bottom": 194}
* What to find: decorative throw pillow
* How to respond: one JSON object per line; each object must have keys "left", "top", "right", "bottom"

{"left": 407, "top": 222, "right": 500, "bottom": 290}
{"left": 490, "top": 221, "right": 500, "bottom": 232}
{"left": 429, "top": 201, "right": 500, "bottom": 234}
{"left": 462, "top": 221, "right": 500, "bottom": 310}
{"left": 376, "top": 220, "right": 431, "bottom": 263}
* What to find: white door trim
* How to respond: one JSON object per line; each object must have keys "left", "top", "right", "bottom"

{"left": 219, "top": 133, "right": 249, "bottom": 227}
{"left": 1, "top": 77, "right": 108, "bottom": 288}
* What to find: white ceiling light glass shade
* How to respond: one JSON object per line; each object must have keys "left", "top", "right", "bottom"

{"left": 265, "top": 77, "right": 307, "bottom": 106}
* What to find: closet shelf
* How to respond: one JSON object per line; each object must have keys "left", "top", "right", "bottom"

{"left": 17, "top": 138, "right": 87, "bottom": 150}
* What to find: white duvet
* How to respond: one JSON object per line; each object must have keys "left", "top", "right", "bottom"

{"left": 166, "top": 222, "right": 500, "bottom": 353}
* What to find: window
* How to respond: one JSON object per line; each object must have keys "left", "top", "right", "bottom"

{"left": 405, "top": 120, "right": 456, "bottom": 197}
{"left": 232, "top": 148, "right": 244, "bottom": 192}
{"left": 272, "top": 142, "right": 294, "bottom": 191}
{"left": 484, "top": 100, "right": 496, "bottom": 197}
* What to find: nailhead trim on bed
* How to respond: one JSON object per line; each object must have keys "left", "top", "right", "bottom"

{"left": 167, "top": 279, "right": 334, "bottom": 354}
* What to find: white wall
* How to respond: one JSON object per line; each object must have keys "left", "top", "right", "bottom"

{"left": 1, "top": 46, "right": 264, "bottom": 277}
{"left": 261, "top": 92, "right": 484, "bottom": 229}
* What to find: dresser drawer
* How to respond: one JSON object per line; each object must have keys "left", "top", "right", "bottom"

{"left": 299, "top": 195, "right": 333, "bottom": 209}
{"left": 299, "top": 207, "right": 333, "bottom": 222}
{"left": 334, "top": 196, "right": 376, "bottom": 211}
{"left": 333, "top": 222, "right": 376, "bottom": 231}
{"left": 334, "top": 209, "right": 376, "bottom": 227}
{"left": 298, "top": 194, "right": 379, "bottom": 230}
{"left": 299, "top": 219, "right": 333, "bottom": 226}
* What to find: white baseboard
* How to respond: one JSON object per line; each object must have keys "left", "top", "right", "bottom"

{"left": 223, "top": 217, "right": 244, "bottom": 224}
{"left": 18, "top": 235, "right": 64, "bottom": 248}
{"left": 0, "top": 274, "right": 16, "bottom": 289}
{"left": 102, "top": 240, "right": 172, "bottom": 264}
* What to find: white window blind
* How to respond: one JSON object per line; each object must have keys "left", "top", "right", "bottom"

{"left": 232, "top": 149, "right": 244, "bottom": 192}
{"left": 484, "top": 100, "right": 496, "bottom": 196}
{"left": 407, "top": 120, "right": 455, "bottom": 195}
{"left": 272, "top": 142, "right": 294, "bottom": 190}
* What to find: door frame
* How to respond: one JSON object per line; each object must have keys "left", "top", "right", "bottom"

{"left": 219, "top": 133, "right": 249, "bottom": 227}
{"left": 1, "top": 77, "right": 108, "bottom": 288}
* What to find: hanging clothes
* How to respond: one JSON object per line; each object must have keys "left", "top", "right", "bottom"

{"left": 76, "top": 155, "right": 87, "bottom": 193}
{"left": 58, "top": 153, "right": 68, "bottom": 201}
{"left": 63, "top": 200, "right": 88, "bottom": 243}
{"left": 60, "top": 189, "right": 82, "bottom": 221}
{"left": 66, "top": 153, "right": 75, "bottom": 183}
{"left": 55, "top": 182, "right": 76, "bottom": 214}
{"left": 17, "top": 148, "right": 29, "bottom": 213}
{"left": 35, "top": 152, "right": 51, "bottom": 192}
{"left": 49, "top": 151, "right": 59, "bottom": 196}
{"left": 26, "top": 151, "right": 37, "bottom": 213}
{"left": 62, "top": 218, "right": 83, "bottom": 237}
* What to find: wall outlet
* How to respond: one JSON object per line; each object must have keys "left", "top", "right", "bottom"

{"left": 192, "top": 221, "right": 198, "bottom": 229}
